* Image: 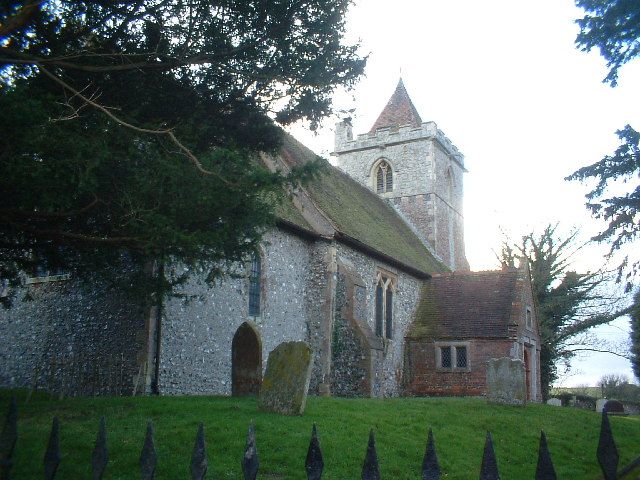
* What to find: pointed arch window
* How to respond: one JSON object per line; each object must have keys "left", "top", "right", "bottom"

{"left": 375, "top": 160, "right": 393, "bottom": 193}
{"left": 248, "top": 252, "right": 261, "bottom": 317}
{"left": 445, "top": 169, "right": 454, "bottom": 204}
{"left": 374, "top": 271, "right": 396, "bottom": 339}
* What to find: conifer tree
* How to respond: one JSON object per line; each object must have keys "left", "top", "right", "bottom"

{"left": 0, "top": 1, "right": 365, "bottom": 300}
{"left": 567, "top": 0, "right": 640, "bottom": 290}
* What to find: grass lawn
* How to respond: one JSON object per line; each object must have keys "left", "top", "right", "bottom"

{"left": 1, "top": 390, "right": 639, "bottom": 479}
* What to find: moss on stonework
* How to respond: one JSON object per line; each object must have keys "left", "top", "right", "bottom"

{"left": 407, "top": 282, "right": 441, "bottom": 339}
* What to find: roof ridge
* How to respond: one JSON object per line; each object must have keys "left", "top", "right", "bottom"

{"left": 432, "top": 268, "right": 519, "bottom": 277}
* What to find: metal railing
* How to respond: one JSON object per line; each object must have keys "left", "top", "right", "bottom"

{"left": 0, "top": 397, "right": 632, "bottom": 479}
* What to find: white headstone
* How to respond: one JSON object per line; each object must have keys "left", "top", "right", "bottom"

{"left": 546, "top": 398, "right": 562, "bottom": 407}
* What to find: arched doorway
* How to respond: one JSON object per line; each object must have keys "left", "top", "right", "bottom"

{"left": 524, "top": 348, "right": 531, "bottom": 401}
{"left": 231, "top": 322, "right": 262, "bottom": 396}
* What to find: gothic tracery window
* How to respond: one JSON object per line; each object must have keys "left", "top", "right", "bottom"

{"left": 375, "top": 160, "right": 393, "bottom": 193}
{"left": 374, "top": 272, "right": 395, "bottom": 339}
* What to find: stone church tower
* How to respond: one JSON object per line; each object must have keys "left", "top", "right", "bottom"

{"left": 333, "top": 79, "right": 469, "bottom": 270}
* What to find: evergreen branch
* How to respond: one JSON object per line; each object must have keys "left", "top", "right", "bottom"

{"left": 1, "top": 42, "right": 257, "bottom": 73}
{"left": 38, "top": 65, "right": 232, "bottom": 184}
{"left": 0, "top": 194, "right": 99, "bottom": 219}
{"left": 0, "top": 0, "right": 45, "bottom": 41}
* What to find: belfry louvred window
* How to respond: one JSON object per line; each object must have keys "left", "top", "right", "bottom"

{"left": 375, "top": 161, "right": 393, "bottom": 193}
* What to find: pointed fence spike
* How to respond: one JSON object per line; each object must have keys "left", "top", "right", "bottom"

{"left": 44, "top": 417, "right": 61, "bottom": 480}
{"left": 140, "top": 421, "right": 158, "bottom": 480}
{"left": 535, "top": 431, "right": 556, "bottom": 480}
{"left": 242, "top": 424, "right": 259, "bottom": 480}
{"left": 305, "top": 424, "right": 324, "bottom": 480}
{"left": 422, "top": 428, "right": 440, "bottom": 480}
{"left": 0, "top": 396, "right": 18, "bottom": 480}
{"left": 91, "top": 416, "right": 108, "bottom": 480}
{"left": 362, "top": 429, "right": 380, "bottom": 480}
{"left": 597, "top": 412, "right": 619, "bottom": 480}
{"left": 190, "top": 423, "right": 208, "bottom": 480}
{"left": 479, "top": 432, "right": 500, "bottom": 480}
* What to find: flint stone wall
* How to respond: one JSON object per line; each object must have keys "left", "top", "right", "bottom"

{"left": 0, "top": 276, "right": 145, "bottom": 395}
{"left": 330, "top": 243, "right": 422, "bottom": 398}
{"left": 159, "top": 229, "right": 316, "bottom": 395}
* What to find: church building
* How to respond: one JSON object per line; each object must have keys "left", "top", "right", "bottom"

{"left": 0, "top": 80, "right": 542, "bottom": 401}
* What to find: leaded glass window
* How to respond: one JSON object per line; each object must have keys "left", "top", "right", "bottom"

{"left": 456, "top": 346, "right": 468, "bottom": 368}
{"left": 375, "top": 161, "right": 393, "bottom": 193}
{"left": 374, "top": 272, "right": 395, "bottom": 339}
{"left": 375, "top": 283, "right": 383, "bottom": 337}
{"left": 385, "top": 287, "right": 393, "bottom": 339}
{"left": 441, "top": 346, "right": 452, "bottom": 368}
{"left": 248, "top": 252, "right": 261, "bottom": 316}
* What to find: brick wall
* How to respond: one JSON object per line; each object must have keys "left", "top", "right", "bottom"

{"left": 404, "top": 338, "right": 514, "bottom": 396}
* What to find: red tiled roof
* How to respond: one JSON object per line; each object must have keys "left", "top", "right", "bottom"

{"left": 370, "top": 78, "right": 422, "bottom": 132}
{"left": 408, "top": 269, "right": 520, "bottom": 339}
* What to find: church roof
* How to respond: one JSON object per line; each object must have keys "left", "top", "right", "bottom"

{"left": 276, "top": 132, "right": 447, "bottom": 276}
{"left": 407, "top": 269, "right": 522, "bottom": 339}
{"left": 370, "top": 79, "right": 423, "bottom": 132}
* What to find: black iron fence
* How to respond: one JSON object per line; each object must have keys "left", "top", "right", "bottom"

{"left": 0, "top": 397, "right": 635, "bottom": 479}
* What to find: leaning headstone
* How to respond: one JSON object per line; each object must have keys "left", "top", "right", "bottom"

{"left": 259, "top": 341, "right": 313, "bottom": 415}
{"left": 546, "top": 398, "right": 562, "bottom": 407}
{"left": 486, "top": 357, "right": 526, "bottom": 406}
{"left": 596, "top": 398, "right": 608, "bottom": 413}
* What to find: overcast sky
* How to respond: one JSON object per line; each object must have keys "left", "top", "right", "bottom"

{"left": 288, "top": 0, "right": 640, "bottom": 387}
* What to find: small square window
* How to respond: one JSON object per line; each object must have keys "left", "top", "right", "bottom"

{"left": 441, "top": 346, "right": 452, "bottom": 368}
{"left": 436, "top": 342, "right": 470, "bottom": 371}
{"left": 456, "top": 346, "right": 467, "bottom": 368}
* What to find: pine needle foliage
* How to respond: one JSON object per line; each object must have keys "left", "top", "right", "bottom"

{"left": 0, "top": 1, "right": 366, "bottom": 303}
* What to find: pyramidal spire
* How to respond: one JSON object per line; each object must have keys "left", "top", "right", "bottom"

{"left": 370, "top": 78, "right": 422, "bottom": 132}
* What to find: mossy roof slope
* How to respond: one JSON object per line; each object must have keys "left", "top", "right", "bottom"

{"left": 279, "top": 133, "right": 446, "bottom": 276}
{"left": 274, "top": 193, "right": 312, "bottom": 230}
{"left": 407, "top": 270, "right": 519, "bottom": 339}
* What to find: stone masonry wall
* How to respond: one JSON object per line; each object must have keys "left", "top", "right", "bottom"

{"left": 0, "top": 277, "right": 146, "bottom": 395}
{"left": 159, "top": 228, "right": 315, "bottom": 395}
{"left": 404, "top": 338, "right": 513, "bottom": 397}
{"left": 332, "top": 244, "right": 422, "bottom": 397}
{"left": 334, "top": 121, "right": 467, "bottom": 271}
{"left": 330, "top": 269, "right": 370, "bottom": 397}
{"left": 432, "top": 142, "right": 468, "bottom": 270}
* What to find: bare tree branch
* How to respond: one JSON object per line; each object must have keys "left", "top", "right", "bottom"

{"left": 565, "top": 347, "right": 631, "bottom": 360}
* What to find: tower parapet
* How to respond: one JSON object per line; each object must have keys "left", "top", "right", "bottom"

{"left": 332, "top": 79, "right": 469, "bottom": 271}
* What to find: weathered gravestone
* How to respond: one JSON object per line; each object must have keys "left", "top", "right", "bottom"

{"left": 486, "top": 357, "right": 526, "bottom": 406}
{"left": 547, "top": 398, "right": 562, "bottom": 407}
{"left": 259, "top": 341, "right": 313, "bottom": 415}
